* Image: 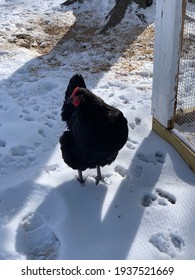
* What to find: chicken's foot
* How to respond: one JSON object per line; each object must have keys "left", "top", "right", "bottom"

{"left": 77, "top": 170, "right": 85, "bottom": 186}
{"left": 96, "top": 166, "right": 103, "bottom": 185}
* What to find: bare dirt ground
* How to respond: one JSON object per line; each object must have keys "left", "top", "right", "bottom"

{"left": 0, "top": 6, "right": 154, "bottom": 78}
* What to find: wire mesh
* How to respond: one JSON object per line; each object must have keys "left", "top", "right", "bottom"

{"left": 175, "top": 0, "right": 195, "bottom": 148}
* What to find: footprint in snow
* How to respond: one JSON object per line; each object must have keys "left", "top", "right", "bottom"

{"left": 129, "top": 117, "right": 142, "bottom": 130}
{"left": 0, "top": 104, "right": 9, "bottom": 112}
{"left": 11, "top": 145, "right": 31, "bottom": 157}
{"left": 38, "top": 128, "right": 46, "bottom": 138}
{"left": 142, "top": 189, "right": 176, "bottom": 207}
{"left": 32, "top": 105, "right": 40, "bottom": 112}
{"left": 154, "top": 151, "right": 165, "bottom": 164}
{"left": 24, "top": 116, "right": 35, "bottom": 122}
{"left": 126, "top": 141, "right": 136, "bottom": 150}
{"left": 137, "top": 153, "right": 150, "bottom": 163}
{"left": 22, "top": 109, "right": 30, "bottom": 115}
{"left": 126, "top": 138, "right": 139, "bottom": 150}
{"left": 155, "top": 188, "right": 176, "bottom": 205}
{"left": 3, "top": 145, "right": 36, "bottom": 170}
{"left": 26, "top": 100, "right": 37, "bottom": 107}
{"left": 137, "top": 151, "right": 165, "bottom": 165}
{"left": 21, "top": 212, "right": 61, "bottom": 260}
{"left": 149, "top": 232, "right": 185, "bottom": 258}
{"left": 114, "top": 165, "right": 128, "bottom": 178}
{"left": 0, "top": 140, "right": 6, "bottom": 148}
{"left": 44, "top": 120, "right": 53, "bottom": 128}
{"left": 129, "top": 122, "right": 136, "bottom": 130}
{"left": 131, "top": 164, "right": 143, "bottom": 177}
{"left": 135, "top": 117, "right": 141, "bottom": 126}
{"left": 142, "top": 193, "right": 157, "bottom": 207}
{"left": 44, "top": 164, "right": 60, "bottom": 174}
{"left": 119, "top": 95, "right": 129, "bottom": 104}
{"left": 109, "top": 93, "right": 114, "bottom": 98}
{"left": 130, "top": 105, "right": 136, "bottom": 110}
{"left": 44, "top": 113, "right": 57, "bottom": 121}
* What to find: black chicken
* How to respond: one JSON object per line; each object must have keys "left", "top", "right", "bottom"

{"left": 60, "top": 74, "right": 128, "bottom": 185}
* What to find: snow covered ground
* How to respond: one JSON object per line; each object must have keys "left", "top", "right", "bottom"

{"left": 0, "top": 0, "right": 195, "bottom": 260}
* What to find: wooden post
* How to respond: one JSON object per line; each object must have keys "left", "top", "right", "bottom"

{"left": 152, "top": 0, "right": 186, "bottom": 129}
{"left": 153, "top": 118, "right": 195, "bottom": 173}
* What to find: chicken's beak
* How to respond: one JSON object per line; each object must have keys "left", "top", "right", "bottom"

{"left": 66, "top": 97, "right": 73, "bottom": 104}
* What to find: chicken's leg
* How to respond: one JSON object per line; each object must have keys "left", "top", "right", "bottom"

{"left": 96, "top": 166, "right": 103, "bottom": 185}
{"left": 77, "top": 170, "right": 85, "bottom": 186}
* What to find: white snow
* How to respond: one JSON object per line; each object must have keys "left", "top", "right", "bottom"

{"left": 0, "top": 0, "right": 195, "bottom": 260}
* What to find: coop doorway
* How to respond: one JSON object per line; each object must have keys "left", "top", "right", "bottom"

{"left": 152, "top": 0, "right": 195, "bottom": 173}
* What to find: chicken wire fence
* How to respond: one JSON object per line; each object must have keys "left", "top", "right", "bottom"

{"left": 175, "top": 0, "right": 195, "bottom": 149}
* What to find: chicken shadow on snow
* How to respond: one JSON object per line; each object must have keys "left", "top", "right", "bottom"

{"left": 14, "top": 131, "right": 195, "bottom": 260}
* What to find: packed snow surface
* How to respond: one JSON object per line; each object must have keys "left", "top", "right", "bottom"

{"left": 0, "top": 0, "right": 195, "bottom": 260}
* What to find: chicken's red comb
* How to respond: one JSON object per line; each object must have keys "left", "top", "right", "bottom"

{"left": 71, "top": 87, "right": 79, "bottom": 97}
